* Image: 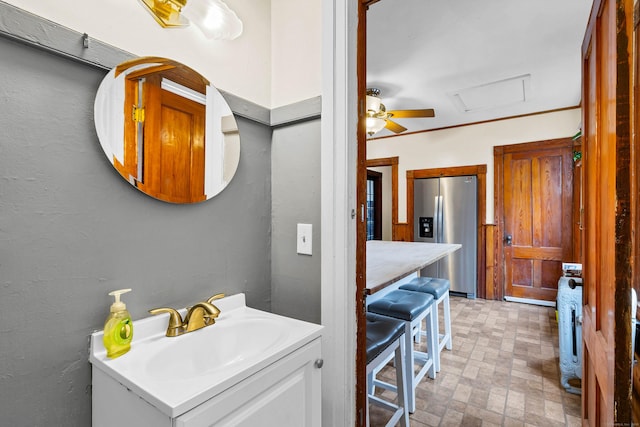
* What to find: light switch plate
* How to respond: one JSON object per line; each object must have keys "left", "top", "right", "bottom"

{"left": 297, "top": 223, "right": 312, "bottom": 255}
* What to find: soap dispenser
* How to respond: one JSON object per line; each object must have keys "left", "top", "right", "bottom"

{"left": 103, "top": 289, "right": 133, "bottom": 359}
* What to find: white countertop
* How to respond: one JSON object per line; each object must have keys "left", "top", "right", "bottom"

{"left": 366, "top": 241, "right": 461, "bottom": 294}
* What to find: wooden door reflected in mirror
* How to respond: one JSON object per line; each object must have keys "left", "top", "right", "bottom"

{"left": 95, "top": 57, "right": 240, "bottom": 204}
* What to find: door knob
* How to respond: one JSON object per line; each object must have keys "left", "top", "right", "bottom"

{"left": 505, "top": 234, "right": 513, "bottom": 246}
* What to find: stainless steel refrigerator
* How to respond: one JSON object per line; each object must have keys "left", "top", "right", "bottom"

{"left": 414, "top": 176, "right": 477, "bottom": 298}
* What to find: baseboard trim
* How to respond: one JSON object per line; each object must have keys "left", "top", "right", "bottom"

{"left": 504, "top": 296, "right": 556, "bottom": 307}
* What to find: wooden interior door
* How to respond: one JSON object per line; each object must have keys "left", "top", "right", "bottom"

{"left": 498, "top": 139, "right": 573, "bottom": 302}
{"left": 581, "top": 0, "right": 634, "bottom": 424}
{"left": 140, "top": 75, "right": 206, "bottom": 203}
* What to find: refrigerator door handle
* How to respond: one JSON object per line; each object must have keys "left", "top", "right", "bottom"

{"left": 433, "top": 195, "right": 440, "bottom": 243}
{"left": 438, "top": 195, "right": 444, "bottom": 242}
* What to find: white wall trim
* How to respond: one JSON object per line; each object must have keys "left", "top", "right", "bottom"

{"left": 320, "top": 0, "right": 358, "bottom": 425}
{"left": 271, "top": 96, "right": 322, "bottom": 127}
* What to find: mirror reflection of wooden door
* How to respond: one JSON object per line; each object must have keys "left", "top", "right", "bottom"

{"left": 142, "top": 75, "right": 206, "bottom": 203}
{"left": 581, "top": 0, "right": 633, "bottom": 424}
{"left": 497, "top": 140, "right": 573, "bottom": 302}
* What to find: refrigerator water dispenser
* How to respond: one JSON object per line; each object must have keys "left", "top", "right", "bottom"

{"left": 419, "top": 217, "right": 433, "bottom": 238}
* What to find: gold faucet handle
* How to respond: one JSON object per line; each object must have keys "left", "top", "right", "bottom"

{"left": 148, "top": 307, "right": 184, "bottom": 337}
{"left": 206, "top": 293, "right": 225, "bottom": 304}
{"left": 204, "top": 293, "right": 224, "bottom": 321}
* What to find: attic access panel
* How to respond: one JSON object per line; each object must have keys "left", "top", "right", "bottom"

{"left": 450, "top": 74, "right": 532, "bottom": 113}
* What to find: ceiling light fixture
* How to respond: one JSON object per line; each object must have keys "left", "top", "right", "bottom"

{"left": 140, "top": 0, "right": 243, "bottom": 40}
{"left": 365, "top": 88, "right": 388, "bottom": 136}
{"left": 366, "top": 116, "right": 387, "bottom": 136}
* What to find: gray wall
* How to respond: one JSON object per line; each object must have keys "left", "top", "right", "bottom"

{"left": 0, "top": 35, "right": 272, "bottom": 426}
{"left": 271, "top": 119, "right": 322, "bottom": 323}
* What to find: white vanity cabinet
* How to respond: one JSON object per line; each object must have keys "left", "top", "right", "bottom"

{"left": 175, "top": 338, "right": 321, "bottom": 427}
{"left": 90, "top": 294, "right": 323, "bottom": 427}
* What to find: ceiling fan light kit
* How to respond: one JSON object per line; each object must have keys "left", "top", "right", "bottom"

{"left": 365, "top": 88, "right": 387, "bottom": 136}
{"left": 366, "top": 88, "right": 382, "bottom": 112}
{"left": 365, "top": 87, "right": 435, "bottom": 137}
{"left": 366, "top": 116, "right": 387, "bottom": 136}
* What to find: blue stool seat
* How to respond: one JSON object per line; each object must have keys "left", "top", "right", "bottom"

{"left": 367, "top": 289, "right": 437, "bottom": 413}
{"left": 400, "top": 277, "right": 450, "bottom": 299}
{"left": 367, "top": 289, "right": 433, "bottom": 321}
{"left": 400, "top": 276, "right": 453, "bottom": 373}
{"left": 366, "top": 313, "right": 405, "bottom": 364}
{"left": 365, "top": 313, "right": 409, "bottom": 426}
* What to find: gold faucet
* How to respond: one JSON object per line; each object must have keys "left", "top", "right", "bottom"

{"left": 149, "top": 293, "right": 225, "bottom": 337}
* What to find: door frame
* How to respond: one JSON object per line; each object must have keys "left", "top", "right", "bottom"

{"left": 493, "top": 138, "right": 573, "bottom": 302}
{"left": 406, "top": 165, "right": 487, "bottom": 299}
{"left": 366, "top": 156, "right": 399, "bottom": 239}
{"left": 356, "top": 0, "right": 368, "bottom": 424}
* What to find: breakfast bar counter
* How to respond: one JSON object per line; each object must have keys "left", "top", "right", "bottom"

{"left": 366, "top": 241, "right": 461, "bottom": 295}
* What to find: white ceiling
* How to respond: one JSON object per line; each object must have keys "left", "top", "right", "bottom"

{"left": 366, "top": 0, "right": 594, "bottom": 137}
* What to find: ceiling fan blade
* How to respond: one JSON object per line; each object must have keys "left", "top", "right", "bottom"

{"left": 385, "top": 119, "right": 407, "bottom": 134}
{"left": 387, "top": 109, "right": 435, "bottom": 119}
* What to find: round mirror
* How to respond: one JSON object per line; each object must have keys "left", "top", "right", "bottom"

{"left": 94, "top": 57, "right": 240, "bottom": 204}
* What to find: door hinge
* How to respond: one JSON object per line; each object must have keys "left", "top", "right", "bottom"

{"left": 132, "top": 105, "right": 145, "bottom": 123}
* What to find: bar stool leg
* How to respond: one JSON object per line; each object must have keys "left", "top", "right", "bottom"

{"left": 404, "top": 307, "right": 437, "bottom": 413}
{"left": 432, "top": 306, "right": 441, "bottom": 371}
{"left": 403, "top": 321, "right": 416, "bottom": 413}
{"left": 414, "top": 301, "right": 444, "bottom": 372}
{"left": 443, "top": 292, "right": 452, "bottom": 351}
{"left": 426, "top": 307, "right": 438, "bottom": 379}
{"left": 394, "top": 340, "right": 409, "bottom": 427}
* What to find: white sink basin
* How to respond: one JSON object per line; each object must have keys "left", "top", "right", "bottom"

{"left": 89, "top": 293, "right": 323, "bottom": 418}
{"left": 144, "top": 317, "right": 289, "bottom": 381}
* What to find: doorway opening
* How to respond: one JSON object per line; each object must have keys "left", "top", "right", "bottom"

{"left": 366, "top": 169, "right": 382, "bottom": 240}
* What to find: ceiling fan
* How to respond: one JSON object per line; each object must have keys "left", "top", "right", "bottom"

{"left": 365, "top": 88, "right": 435, "bottom": 136}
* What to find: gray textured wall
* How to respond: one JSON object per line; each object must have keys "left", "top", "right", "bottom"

{"left": 271, "top": 120, "right": 322, "bottom": 323}
{"left": 0, "top": 35, "right": 272, "bottom": 426}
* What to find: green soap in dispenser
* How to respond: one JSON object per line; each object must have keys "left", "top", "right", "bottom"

{"left": 103, "top": 289, "right": 133, "bottom": 359}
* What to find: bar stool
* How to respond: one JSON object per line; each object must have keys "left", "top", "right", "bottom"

{"left": 368, "top": 289, "right": 437, "bottom": 413}
{"left": 400, "top": 276, "right": 452, "bottom": 372}
{"left": 366, "top": 313, "right": 409, "bottom": 427}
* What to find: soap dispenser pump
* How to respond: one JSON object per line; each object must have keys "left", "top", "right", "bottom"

{"left": 103, "top": 288, "right": 133, "bottom": 359}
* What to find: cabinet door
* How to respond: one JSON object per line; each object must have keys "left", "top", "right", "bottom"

{"left": 175, "top": 339, "right": 322, "bottom": 427}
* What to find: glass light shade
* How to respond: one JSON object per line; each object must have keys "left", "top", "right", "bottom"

{"left": 182, "top": 0, "right": 243, "bottom": 40}
{"left": 366, "top": 116, "right": 387, "bottom": 136}
{"left": 366, "top": 95, "right": 381, "bottom": 113}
